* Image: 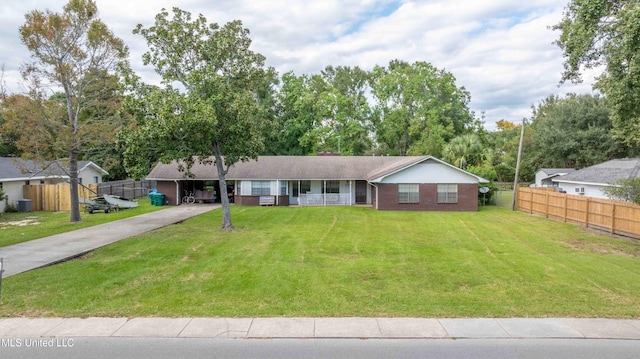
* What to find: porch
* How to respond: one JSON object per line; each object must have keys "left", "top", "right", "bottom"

{"left": 291, "top": 179, "right": 369, "bottom": 206}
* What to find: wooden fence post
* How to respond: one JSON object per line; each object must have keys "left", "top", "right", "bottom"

{"left": 585, "top": 197, "right": 589, "bottom": 228}
{"left": 610, "top": 202, "right": 616, "bottom": 235}
{"left": 545, "top": 192, "right": 549, "bottom": 218}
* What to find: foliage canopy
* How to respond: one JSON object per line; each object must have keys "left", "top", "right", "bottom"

{"left": 6, "top": 0, "right": 129, "bottom": 222}
{"left": 554, "top": 0, "right": 640, "bottom": 146}
{"left": 123, "top": 8, "right": 277, "bottom": 229}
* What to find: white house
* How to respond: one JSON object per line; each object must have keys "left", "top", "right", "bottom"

{"left": 0, "top": 158, "right": 108, "bottom": 212}
{"left": 534, "top": 168, "right": 575, "bottom": 187}
{"left": 552, "top": 158, "right": 640, "bottom": 199}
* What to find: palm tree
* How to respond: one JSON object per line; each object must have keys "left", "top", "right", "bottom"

{"left": 442, "top": 133, "right": 483, "bottom": 169}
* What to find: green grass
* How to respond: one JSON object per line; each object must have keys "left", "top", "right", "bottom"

{"left": 1, "top": 206, "right": 639, "bottom": 318}
{"left": 0, "top": 197, "right": 165, "bottom": 247}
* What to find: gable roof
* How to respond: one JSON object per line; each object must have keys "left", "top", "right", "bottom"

{"left": 0, "top": 157, "right": 107, "bottom": 181}
{"left": 367, "top": 156, "right": 489, "bottom": 183}
{"left": 146, "top": 155, "right": 489, "bottom": 183}
{"left": 537, "top": 168, "right": 576, "bottom": 176}
{"left": 552, "top": 158, "right": 640, "bottom": 186}
{"left": 78, "top": 161, "right": 109, "bottom": 175}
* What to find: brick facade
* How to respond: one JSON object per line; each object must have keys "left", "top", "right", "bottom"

{"left": 235, "top": 195, "right": 289, "bottom": 206}
{"left": 374, "top": 183, "right": 479, "bottom": 211}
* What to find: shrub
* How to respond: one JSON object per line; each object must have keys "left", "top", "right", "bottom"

{"left": 603, "top": 178, "right": 640, "bottom": 205}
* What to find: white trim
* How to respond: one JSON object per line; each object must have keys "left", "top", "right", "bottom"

{"left": 552, "top": 179, "right": 610, "bottom": 187}
{"left": 78, "top": 161, "right": 109, "bottom": 175}
{"left": 0, "top": 176, "right": 67, "bottom": 182}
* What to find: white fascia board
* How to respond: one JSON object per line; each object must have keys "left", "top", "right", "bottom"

{"left": 552, "top": 178, "right": 609, "bottom": 187}
{"left": 0, "top": 175, "right": 67, "bottom": 182}
{"left": 81, "top": 161, "right": 109, "bottom": 175}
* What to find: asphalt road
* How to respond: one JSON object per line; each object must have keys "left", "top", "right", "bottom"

{"left": 1, "top": 338, "right": 639, "bottom": 359}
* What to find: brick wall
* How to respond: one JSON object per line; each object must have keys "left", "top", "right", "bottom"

{"left": 375, "top": 183, "right": 478, "bottom": 211}
{"left": 235, "top": 195, "right": 289, "bottom": 206}
{"left": 157, "top": 181, "right": 178, "bottom": 205}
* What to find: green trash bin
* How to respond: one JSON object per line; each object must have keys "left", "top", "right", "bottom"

{"left": 155, "top": 194, "right": 165, "bottom": 206}
{"left": 149, "top": 193, "right": 164, "bottom": 206}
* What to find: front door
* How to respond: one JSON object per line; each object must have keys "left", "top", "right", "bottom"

{"left": 355, "top": 180, "right": 367, "bottom": 204}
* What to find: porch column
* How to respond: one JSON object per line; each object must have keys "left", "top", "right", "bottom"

{"left": 349, "top": 180, "right": 352, "bottom": 206}
{"left": 276, "top": 179, "right": 279, "bottom": 206}
{"left": 323, "top": 180, "right": 326, "bottom": 206}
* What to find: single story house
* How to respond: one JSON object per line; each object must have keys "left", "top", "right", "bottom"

{"left": 146, "top": 155, "right": 489, "bottom": 211}
{"left": 0, "top": 157, "right": 108, "bottom": 212}
{"left": 552, "top": 158, "right": 640, "bottom": 199}
{"left": 534, "top": 168, "right": 575, "bottom": 187}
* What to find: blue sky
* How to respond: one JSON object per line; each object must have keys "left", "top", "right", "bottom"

{"left": 0, "top": 0, "right": 597, "bottom": 129}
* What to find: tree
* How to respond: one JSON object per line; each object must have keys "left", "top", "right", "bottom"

{"left": 262, "top": 72, "right": 316, "bottom": 155}
{"left": 14, "top": 0, "right": 128, "bottom": 222}
{"left": 442, "top": 133, "right": 483, "bottom": 169}
{"left": 524, "top": 94, "right": 634, "bottom": 170}
{"left": 554, "top": 0, "right": 640, "bottom": 146}
{"left": 369, "top": 60, "right": 473, "bottom": 156}
{"left": 603, "top": 178, "right": 640, "bottom": 205}
{"left": 126, "top": 8, "right": 276, "bottom": 230}
{"left": 298, "top": 68, "right": 372, "bottom": 155}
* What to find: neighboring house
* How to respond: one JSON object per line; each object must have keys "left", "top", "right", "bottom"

{"left": 552, "top": 158, "right": 640, "bottom": 199}
{"left": 0, "top": 157, "right": 108, "bottom": 212}
{"left": 534, "top": 168, "right": 576, "bottom": 187}
{"left": 146, "top": 155, "right": 489, "bottom": 211}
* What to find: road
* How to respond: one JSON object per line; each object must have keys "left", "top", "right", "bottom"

{"left": 1, "top": 338, "right": 639, "bottom": 359}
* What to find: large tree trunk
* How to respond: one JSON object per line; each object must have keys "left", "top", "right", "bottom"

{"left": 212, "top": 143, "right": 234, "bottom": 230}
{"left": 69, "top": 150, "right": 82, "bottom": 222}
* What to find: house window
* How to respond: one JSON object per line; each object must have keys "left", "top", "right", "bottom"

{"left": 294, "top": 181, "right": 311, "bottom": 196}
{"left": 280, "top": 181, "right": 287, "bottom": 195}
{"left": 251, "top": 180, "right": 271, "bottom": 195}
{"left": 94, "top": 176, "right": 99, "bottom": 183}
{"left": 398, "top": 184, "right": 419, "bottom": 203}
{"left": 437, "top": 184, "right": 458, "bottom": 203}
{"left": 78, "top": 178, "right": 83, "bottom": 185}
{"left": 300, "top": 181, "right": 310, "bottom": 194}
{"left": 323, "top": 180, "right": 340, "bottom": 194}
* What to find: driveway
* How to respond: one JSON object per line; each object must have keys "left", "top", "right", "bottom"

{"left": 0, "top": 204, "right": 219, "bottom": 277}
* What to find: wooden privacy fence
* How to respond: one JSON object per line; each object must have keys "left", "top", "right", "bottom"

{"left": 517, "top": 187, "right": 640, "bottom": 239}
{"left": 23, "top": 184, "right": 99, "bottom": 212}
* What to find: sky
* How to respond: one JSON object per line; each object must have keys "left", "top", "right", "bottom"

{"left": 0, "top": 0, "right": 598, "bottom": 130}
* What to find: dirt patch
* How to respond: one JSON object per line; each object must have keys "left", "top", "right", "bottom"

{"left": 565, "top": 240, "right": 638, "bottom": 257}
{"left": 0, "top": 218, "right": 41, "bottom": 229}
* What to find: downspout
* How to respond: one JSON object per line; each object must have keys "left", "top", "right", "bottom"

{"left": 174, "top": 180, "right": 180, "bottom": 205}
{"left": 369, "top": 182, "right": 379, "bottom": 210}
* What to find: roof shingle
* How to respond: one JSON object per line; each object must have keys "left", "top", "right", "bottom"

{"left": 553, "top": 158, "right": 640, "bottom": 185}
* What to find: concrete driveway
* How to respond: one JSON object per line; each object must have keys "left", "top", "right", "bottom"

{"left": 0, "top": 204, "right": 219, "bottom": 277}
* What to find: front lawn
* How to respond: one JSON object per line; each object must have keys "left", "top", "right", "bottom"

{"left": 1, "top": 206, "right": 639, "bottom": 318}
{"left": 0, "top": 197, "right": 164, "bottom": 247}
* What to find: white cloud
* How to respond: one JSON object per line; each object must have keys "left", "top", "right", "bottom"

{"left": 0, "top": 0, "right": 595, "bottom": 130}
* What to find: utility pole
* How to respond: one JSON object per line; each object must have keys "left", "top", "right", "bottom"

{"left": 512, "top": 118, "right": 525, "bottom": 211}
